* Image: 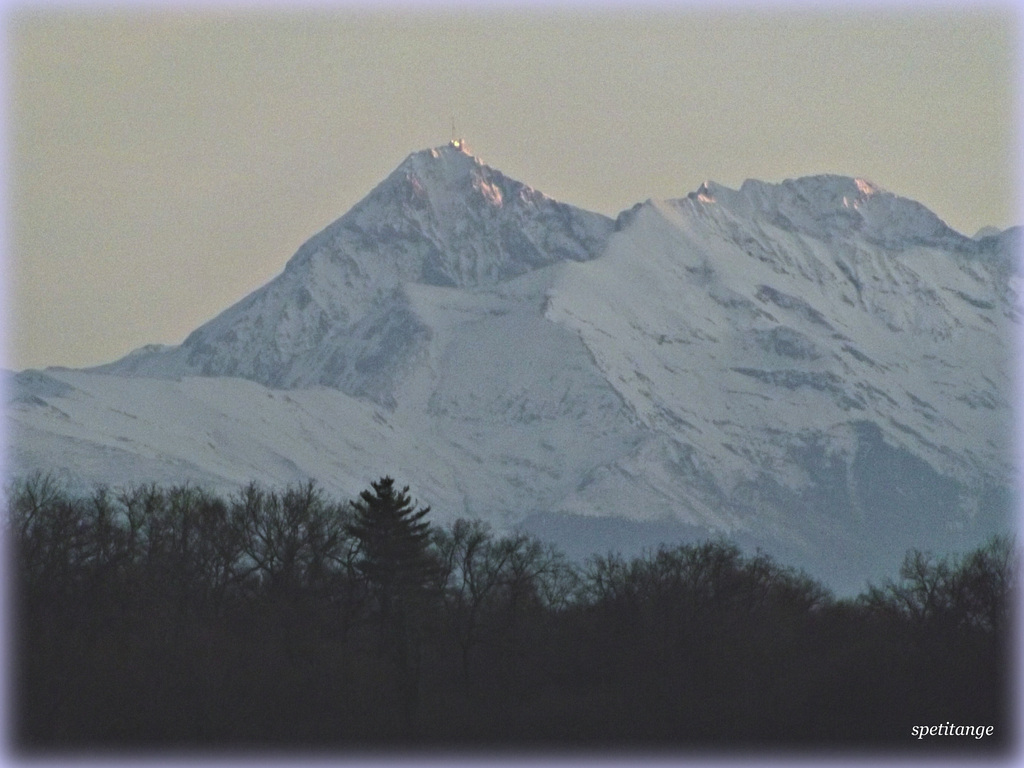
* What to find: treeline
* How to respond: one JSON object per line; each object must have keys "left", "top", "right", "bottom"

{"left": 7, "top": 474, "right": 1015, "bottom": 752}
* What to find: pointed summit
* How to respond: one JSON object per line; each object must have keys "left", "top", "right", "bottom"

{"left": 93, "top": 146, "right": 614, "bottom": 396}
{"left": 332, "top": 144, "right": 614, "bottom": 287}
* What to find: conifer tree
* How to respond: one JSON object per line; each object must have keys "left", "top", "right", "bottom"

{"left": 345, "top": 477, "right": 436, "bottom": 737}
{"left": 345, "top": 476, "right": 434, "bottom": 618}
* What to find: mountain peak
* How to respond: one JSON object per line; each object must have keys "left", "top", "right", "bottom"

{"left": 408, "top": 140, "right": 480, "bottom": 169}
{"left": 333, "top": 144, "right": 613, "bottom": 288}
{"left": 443, "top": 137, "right": 474, "bottom": 155}
{"left": 384, "top": 142, "right": 507, "bottom": 210}
{"left": 685, "top": 174, "right": 962, "bottom": 246}
{"left": 399, "top": 139, "right": 484, "bottom": 167}
{"left": 93, "top": 142, "right": 615, "bottom": 393}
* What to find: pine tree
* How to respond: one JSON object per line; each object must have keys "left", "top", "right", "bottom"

{"left": 345, "top": 477, "right": 434, "bottom": 618}
{"left": 345, "top": 477, "right": 436, "bottom": 737}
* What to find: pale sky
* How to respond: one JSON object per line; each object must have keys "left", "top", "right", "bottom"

{"left": 6, "top": 5, "right": 1019, "bottom": 371}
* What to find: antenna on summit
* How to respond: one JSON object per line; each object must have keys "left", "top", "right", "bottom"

{"left": 450, "top": 116, "right": 463, "bottom": 150}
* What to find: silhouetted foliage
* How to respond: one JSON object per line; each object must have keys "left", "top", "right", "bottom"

{"left": 344, "top": 477, "right": 439, "bottom": 737}
{"left": 5, "top": 475, "right": 1015, "bottom": 753}
{"left": 862, "top": 535, "right": 1016, "bottom": 633}
{"left": 346, "top": 477, "right": 435, "bottom": 618}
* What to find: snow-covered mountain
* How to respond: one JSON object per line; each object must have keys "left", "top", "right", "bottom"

{"left": 92, "top": 142, "right": 613, "bottom": 406}
{"left": 7, "top": 143, "right": 1019, "bottom": 593}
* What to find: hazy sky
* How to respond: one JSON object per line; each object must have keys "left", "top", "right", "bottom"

{"left": 7, "top": 5, "right": 1019, "bottom": 371}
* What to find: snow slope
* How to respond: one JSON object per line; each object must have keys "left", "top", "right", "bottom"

{"left": 7, "top": 147, "right": 1018, "bottom": 593}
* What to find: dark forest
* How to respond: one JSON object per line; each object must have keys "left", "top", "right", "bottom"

{"left": 7, "top": 473, "right": 1015, "bottom": 756}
